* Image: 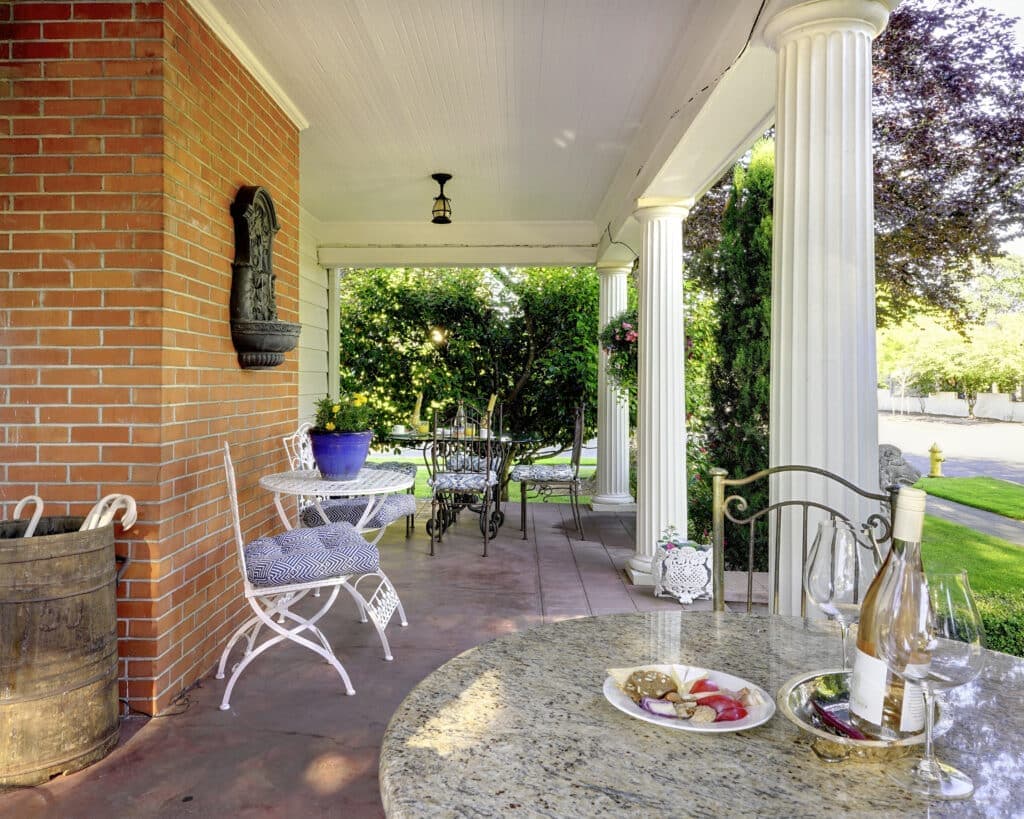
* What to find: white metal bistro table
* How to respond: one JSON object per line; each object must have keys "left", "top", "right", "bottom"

{"left": 259, "top": 467, "right": 414, "bottom": 533}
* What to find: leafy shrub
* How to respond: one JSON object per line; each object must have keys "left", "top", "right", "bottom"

{"left": 336, "top": 266, "right": 598, "bottom": 458}
{"left": 974, "top": 590, "right": 1024, "bottom": 658}
{"left": 313, "top": 393, "right": 372, "bottom": 432}
{"left": 687, "top": 435, "right": 714, "bottom": 545}
{"left": 691, "top": 139, "right": 773, "bottom": 497}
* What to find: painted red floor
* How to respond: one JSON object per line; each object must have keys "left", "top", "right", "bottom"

{"left": 1, "top": 503, "right": 729, "bottom": 818}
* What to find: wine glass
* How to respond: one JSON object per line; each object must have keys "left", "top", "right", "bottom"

{"left": 804, "top": 519, "right": 876, "bottom": 669}
{"left": 878, "top": 570, "right": 986, "bottom": 800}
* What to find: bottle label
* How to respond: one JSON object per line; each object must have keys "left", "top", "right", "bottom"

{"left": 849, "top": 649, "right": 886, "bottom": 724}
{"left": 899, "top": 673, "right": 926, "bottom": 732}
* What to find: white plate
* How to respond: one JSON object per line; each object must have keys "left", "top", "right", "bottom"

{"left": 603, "top": 665, "right": 776, "bottom": 733}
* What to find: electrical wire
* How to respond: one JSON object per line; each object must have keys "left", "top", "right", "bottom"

{"left": 602, "top": 0, "right": 769, "bottom": 264}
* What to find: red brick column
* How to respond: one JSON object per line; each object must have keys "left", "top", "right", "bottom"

{"left": 1, "top": 0, "right": 301, "bottom": 714}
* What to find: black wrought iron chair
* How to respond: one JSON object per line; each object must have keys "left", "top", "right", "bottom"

{"left": 426, "top": 402, "right": 500, "bottom": 556}
{"left": 510, "top": 404, "right": 585, "bottom": 540}
{"left": 710, "top": 465, "right": 898, "bottom": 614}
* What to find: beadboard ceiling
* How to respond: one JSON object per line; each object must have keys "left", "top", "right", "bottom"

{"left": 195, "top": 0, "right": 771, "bottom": 259}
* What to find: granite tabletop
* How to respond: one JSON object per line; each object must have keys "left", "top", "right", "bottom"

{"left": 379, "top": 611, "right": 1024, "bottom": 817}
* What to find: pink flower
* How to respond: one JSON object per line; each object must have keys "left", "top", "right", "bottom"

{"left": 625, "top": 331, "right": 638, "bottom": 342}
{"left": 622, "top": 322, "right": 632, "bottom": 330}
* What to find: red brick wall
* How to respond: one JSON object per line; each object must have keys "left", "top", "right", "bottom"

{"left": 1, "top": 0, "right": 301, "bottom": 714}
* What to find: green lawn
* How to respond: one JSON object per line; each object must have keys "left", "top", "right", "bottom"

{"left": 922, "top": 515, "right": 1023, "bottom": 595}
{"left": 915, "top": 477, "right": 1024, "bottom": 521}
{"left": 368, "top": 454, "right": 597, "bottom": 504}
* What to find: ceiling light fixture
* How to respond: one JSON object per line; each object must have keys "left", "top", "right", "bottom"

{"left": 431, "top": 173, "right": 452, "bottom": 224}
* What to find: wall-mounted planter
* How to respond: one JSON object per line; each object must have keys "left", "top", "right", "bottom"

{"left": 229, "top": 185, "right": 300, "bottom": 369}
{"left": 230, "top": 320, "right": 302, "bottom": 370}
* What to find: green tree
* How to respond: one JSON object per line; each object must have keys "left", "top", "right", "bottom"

{"left": 499, "top": 266, "right": 600, "bottom": 454}
{"left": 877, "top": 315, "right": 1024, "bottom": 415}
{"left": 688, "top": 139, "right": 774, "bottom": 566}
{"left": 687, "top": 0, "right": 1024, "bottom": 327}
{"left": 336, "top": 266, "right": 598, "bottom": 458}
{"left": 692, "top": 138, "right": 773, "bottom": 481}
{"left": 963, "top": 255, "right": 1024, "bottom": 319}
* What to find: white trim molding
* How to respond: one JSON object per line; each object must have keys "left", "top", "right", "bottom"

{"left": 186, "top": 0, "right": 309, "bottom": 130}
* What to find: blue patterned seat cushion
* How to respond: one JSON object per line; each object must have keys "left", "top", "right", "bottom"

{"left": 244, "top": 523, "right": 379, "bottom": 587}
{"left": 445, "top": 453, "right": 486, "bottom": 472}
{"left": 367, "top": 461, "right": 418, "bottom": 479}
{"left": 429, "top": 470, "right": 498, "bottom": 491}
{"left": 300, "top": 494, "right": 417, "bottom": 529}
{"left": 511, "top": 464, "right": 575, "bottom": 482}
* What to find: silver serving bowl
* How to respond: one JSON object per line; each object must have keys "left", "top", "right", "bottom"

{"left": 777, "top": 669, "right": 948, "bottom": 762}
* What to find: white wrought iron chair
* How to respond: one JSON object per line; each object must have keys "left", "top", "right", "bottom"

{"left": 282, "top": 422, "right": 417, "bottom": 543}
{"left": 510, "top": 404, "right": 585, "bottom": 540}
{"left": 215, "top": 443, "right": 407, "bottom": 710}
{"left": 426, "top": 402, "right": 500, "bottom": 557}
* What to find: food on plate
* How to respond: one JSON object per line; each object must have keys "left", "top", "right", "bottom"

{"left": 698, "top": 694, "right": 748, "bottom": 722}
{"left": 622, "top": 669, "right": 677, "bottom": 703}
{"left": 691, "top": 705, "right": 718, "bottom": 724}
{"left": 607, "top": 664, "right": 764, "bottom": 724}
{"left": 638, "top": 697, "right": 679, "bottom": 718}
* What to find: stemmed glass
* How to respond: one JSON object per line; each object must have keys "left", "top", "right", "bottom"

{"left": 804, "top": 519, "right": 876, "bottom": 669}
{"left": 878, "top": 570, "right": 986, "bottom": 800}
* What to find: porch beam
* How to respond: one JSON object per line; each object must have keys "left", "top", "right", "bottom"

{"left": 316, "top": 220, "right": 598, "bottom": 268}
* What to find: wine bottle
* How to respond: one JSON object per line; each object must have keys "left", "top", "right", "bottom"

{"left": 849, "top": 486, "right": 928, "bottom": 739}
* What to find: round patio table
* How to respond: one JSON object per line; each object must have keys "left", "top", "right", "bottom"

{"left": 379, "top": 611, "right": 1023, "bottom": 817}
{"left": 385, "top": 429, "right": 540, "bottom": 531}
{"left": 259, "top": 467, "right": 413, "bottom": 532}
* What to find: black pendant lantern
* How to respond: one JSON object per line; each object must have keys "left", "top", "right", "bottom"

{"left": 431, "top": 173, "right": 452, "bottom": 224}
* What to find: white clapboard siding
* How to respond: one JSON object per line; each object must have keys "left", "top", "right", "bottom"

{"left": 299, "top": 207, "right": 330, "bottom": 426}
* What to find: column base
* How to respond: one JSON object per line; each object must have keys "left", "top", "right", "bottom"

{"left": 625, "top": 556, "right": 654, "bottom": 586}
{"left": 590, "top": 493, "right": 636, "bottom": 512}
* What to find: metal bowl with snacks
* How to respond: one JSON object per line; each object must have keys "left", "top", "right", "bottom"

{"left": 777, "top": 669, "right": 948, "bottom": 763}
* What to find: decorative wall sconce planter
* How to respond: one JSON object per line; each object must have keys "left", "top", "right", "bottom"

{"left": 229, "top": 185, "right": 301, "bottom": 369}
{"left": 229, "top": 320, "right": 301, "bottom": 370}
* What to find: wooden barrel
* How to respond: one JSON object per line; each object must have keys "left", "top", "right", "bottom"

{"left": 0, "top": 516, "right": 120, "bottom": 787}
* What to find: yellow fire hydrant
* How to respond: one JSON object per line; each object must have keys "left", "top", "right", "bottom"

{"left": 929, "top": 442, "right": 945, "bottom": 478}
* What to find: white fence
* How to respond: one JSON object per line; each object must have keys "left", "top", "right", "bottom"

{"left": 878, "top": 389, "right": 1024, "bottom": 422}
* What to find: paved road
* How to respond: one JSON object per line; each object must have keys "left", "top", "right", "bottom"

{"left": 878, "top": 412, "right": 1024, "bottom": 545}
{"left": 878, "top": 412, "right": 1024, "bottom": 485}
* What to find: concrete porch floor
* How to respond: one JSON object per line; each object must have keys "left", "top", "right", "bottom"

{"left": 1, "top": 502, "right": 766, "bottom": 818}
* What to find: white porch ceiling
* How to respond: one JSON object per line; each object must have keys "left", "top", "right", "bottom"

{"left": 192, "top": 0, "right": 775, "bottom": 264}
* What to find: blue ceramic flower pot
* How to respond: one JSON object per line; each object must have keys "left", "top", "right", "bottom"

{"left": 309, "top": 430, "right": 372, "bottom": 480}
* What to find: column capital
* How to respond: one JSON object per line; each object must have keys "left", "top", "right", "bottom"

{"left": 763, "top": 0, "right": 896, "bottom": 50}
{"left": 596, "top": 260, "right": 633, "bottom": 277}
{"left": 633, "top": 200, "right": 691, "bottom": 223}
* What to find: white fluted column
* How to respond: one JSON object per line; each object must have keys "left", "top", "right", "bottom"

{"left": 765, "top": 0, "right": 896, "bottom": 615}
{"left": 592, "top": 262, "right": 635, "bottom": 511}
{"left": 628, "top": 204, "right": 689, "bottom": 584}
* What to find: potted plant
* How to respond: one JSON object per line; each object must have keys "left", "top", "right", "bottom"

{"left": 309, "top": 393, "right": 374, "bottom": 480}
